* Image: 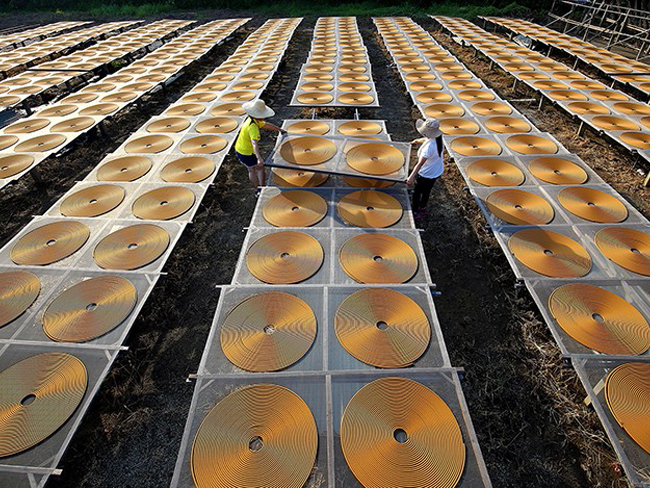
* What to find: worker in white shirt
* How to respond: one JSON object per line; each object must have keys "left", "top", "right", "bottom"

{"left": 406, "top": 118, "right": 444, "bottom": 219}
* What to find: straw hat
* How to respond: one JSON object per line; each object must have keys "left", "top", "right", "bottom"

{"left": 242, "top": 99, "right": 275, "bottom": 119}
{"left": 416, "top": 118, "right": 442, "bottom": 138}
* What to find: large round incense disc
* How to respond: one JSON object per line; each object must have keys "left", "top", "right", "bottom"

{"left": 528, "top": 157, "right": 588, "bottom": 185}
{"left": 42, "top": 276, "right": 137, "bottom": 343}
{"left": 466, "top": 159, "right": 524, "bottom": 186}
{"left": 93, "top": 224, "right": 170, "bottom": 270}
{"left": 97, "top": 156, "right": 152, "bottom": 182}
{"left": 549, "top": 283, "right": 650, "bottom": 355}
{"left": 605, "top": 363, "right": 650, "bottom": 454}
{"left": 161, "top": 157, "right": 215, "bottom": 183}
{"left": 340, "top": 377, "right": 466, "bottom": 488}
{"left": 335, "top": 288, "right": 430, "bottom": 368}
{"left": 125, "top": 135, "right": 174, "bottom": 154}
{"left": 280, "top": 137, "right": 336, "bottom": 165}
{"left": 438, "top": 118, "right": 480, "bottom": 135}
{"left": 11, "top": 221, "right": 90, "bottom": 266}
{"left": 0, "top": 271, "right": 40, "bottom": 328}
{"left": 0, "top": 353, "right": 87, "bottom": 457}
{"left": 508, "top": 228, "right": 592, "bottom": 277}
{"left": 179, "top": 135, "right": 227, "bottom": 155}
{"left": 286, "top": 121, "right": 330, "bottom": 135}
{"left": 60, "top": 184, "right": 126, "bottom": 217}
{"left": 4, "top": 118, "right": 50, "bottom": 134}
{"left": 296, "top": 92, "right": 333, "bottom": 105}
{"left": 146, "top": 117, "right": 191, "bottom": 133}
{"left": 339, "top": 233, "right": 418, "bottom": 283}
{"left": 338, "top": 121, "right": 382, "bottom": 136}
{"left": 485, "top": 116, "right": 531, "bottom": 133}
{"left": 0, "top": 155, "right": 34, "bottom": 179}
{"left": 271, "top": 168, "right": 329, "bottom": 187}
{"left": 485, "top": 189, "right": 555, "bottom": 225}
{"left": 342, "top": 175, "right": 395, "bottom": 188}
{"left": 346, "top": 143, "right": 405, "bottom": 175}
{"left": 469, "top": 102, "right": 511, "bottom": 115}
{"left": 195, "top": 117, "right": 238, "bottom": 134}
{"left": 337, "top": 190, "right": 403, "bottom": 228}
{"left": 262, "top": 190, "right": 327, "bottom": 227}
{"left": 220, "top": 291, "right": 317, "bottom": 371}
{"left": 506, "top": 134, "right": 558, "bottom": 155}
{"left": 450, "top": 137, "right": 502, "bottom": 157}
{"left": 595, "top": 227, "right": 650, "bottom": 276}
{"left": 558, "top": 187, "right": 628, "bottom": 223}
{"left": 191, "top": 384, "right": 318, "bottom": 488}
{"left": 620, "top": 132, "right": 650, "bottom": 150}
{"left": 131, "top": 186, "right": 196, "bottom": 220}
{"left": 14, "top": 134, "right": 67, "bottom": 153}
{"left": 50, "top": 117, "right": 95, "bottom": 133}
{"left": 339, "top": 93, "right": 375, "bottom": 105}
{"left": 245, "top": 231, "right": 324, "bottom": 284}
{"left": 591, "top": 116, "right": 641, "bottom": 131}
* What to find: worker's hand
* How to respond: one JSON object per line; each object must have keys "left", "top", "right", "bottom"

{"left": 257, "top": 157, "right": 264, "bottom": 167}
{"left": 406, "top": 175, "right": 416, "bottom": 186}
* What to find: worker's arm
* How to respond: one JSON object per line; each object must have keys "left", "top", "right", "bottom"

{"left": 410, "top": 137, "right": 426, "bottom": 145}
{"left": 406, "top": 156, "right": 427, "bottom": 186}
{"left": 252, "top": 139, "right": 264, "bottom": 166}
{"left": 262, "top": 122, "right": 287, "bottom": 134}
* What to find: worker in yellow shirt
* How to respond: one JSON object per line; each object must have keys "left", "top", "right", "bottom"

{"left": 235, "top": 99, "right": 285, "bottom": 195}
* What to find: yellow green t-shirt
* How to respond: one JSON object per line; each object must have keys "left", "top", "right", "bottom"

{"left": 235, "top": 118, "right": 266, "bottom": 156}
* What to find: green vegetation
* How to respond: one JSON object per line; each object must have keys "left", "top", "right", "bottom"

{"left": 0, "top": 0, "right": 541, "bottom": 19}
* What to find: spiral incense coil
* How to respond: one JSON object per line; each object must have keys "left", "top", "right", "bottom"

{"left": 0, "top": 155, "right": 34, "bottom": 179}
{"left": 484, "top": 116, "right": 531, "bottom": 134}
{"left": 160, "top": 157, "right": 215, "bottom": 183}
{"left": 457, "top": 89, "right": 495, "bottom": 102}
{"left": 613, "top": 102, "right": 650, "bottom": 115}
{"left": 286, "top": 121, "right": 330, "bottom": 135}
{"left": 416, "top": 92, "right": 453, "bottom": 103}
{"left": 506, "top": 134, "right": 558, "bottom": 155}
{"left": 179, "top": 135, "right": 227, "bottom": 154}
{"left": 571, "top": 80, "right": 607, "bottom": 90}
{"left": 162, "top": 104, "right": 204, "bottom": 117}
{"left": 448, "top": 79, "right": 481, "bottom": 89}
{"left": 42, "top": 276, "right": 137, "bottom": 343}
{"left": 132, "top": 186, "right": 196, "bottom": 220}
{"left": 304, "top": 73, "right": 334, "bottom": 82}
{"left": 262, "top": 190, "right": 327, "bottom": 227}
{"left": 440, "top": 71, "right": 473, "bottom": 80}
{"left": 0, "top": 271, "right": 40, "bottom": 328}
{"left": 280, "top": 137, "right": 336, "bottom": 165}
{"left": 11, "top": 221, "right": 90, "bottom": 266}
{"left": 296, "top": 92, "right": 334, "bottom": 105}
{"left": 191, "top": 384, "right": 318, "bottom": 488}
{"left": 40, "top": 104, "right": 78, "bottom": 117}
{"left": 220, "top": 292, "right": 317, "bottom": 371}
{"left": 548, "top": 283, "right": 650, "bottom": 355}
{"left": 466, "top": 158, "right": 525, "bottom": 186}
{"left": 595, "top": 227, "right": 650, "bottom": 276}
{"left": 125, "top": 135, "right": 174, "bottom": 154}
{"left": 405, "top": 72, "right": 436, "bottom": 81}
{"left": 339, "top": 82, "right": 371, "bottom": 93}
{"left": 558, "top": 187, "right": 628, "bottom": 223}
{"left": 450, "top": 136, "right": 502, "bottom": 157}
{"left": 79, "top": 103, "right": 119, "bottom": 116}
{"left": 49, "top": 117, "right": 95, "bottom": 133}
{"left": 14, "top": 134, "right": 67, "bottom": 153}
{"left": 337, "top": 190, "right": 403, "bottom": 228}
{"left": 485, "top": 189, "right": 555, "bottom": 225}
{"left": 469, "top": 102, "right": 512, "bottom": 116}
{"left": 102, "top": 92, "right": 137, "bottom": 103}
{"left": 591, "top": 116, "right": 641, "bottom": 131}
{"left": 93, "top": 224, "right": 170, "bottom": 270}
{"left": 620, "top": 132, "right": 650, "bottom": 150}
{"left": 519, "top": 72, "right": 550, "bottom": 80}
{"left": 533, "top": 80, "right": 568, "bottom": 90}
{"left": 346, "top": 143, "right": 405, "bottom": 175}
{"left": 0, "top": 353, "right": 87, "bottom": 457}
{"left": 335, "top": 288, "right": 430, "bottom": 368}
{"left": 438, "top": 118, "right": 480, "bottom": 135}
{"left": 97, "top": 156, "right": 152, "bottom": 182}
{"left": 339, "top": 93, "right": 375, "bottom": 105}
{"left": 605, "top": 363, "right": 650, "bottom": 454}
{"left": 340, "top": 377, "right": 466, "bottom": 488}
{"left": 4, "top": 118, "right": 50, "bottom": 133}
{"left": 339, "top": 232, "right": 418, "bottom": 283}
{"left": 64, "top": 93, "right": 98, "bottom": 103}
{"left": 146, "top": 117, "right": 191, "bottom": 133}
{"left": 271, "top": 168, "right": 329, "bottom": 187}
{"left": 245, "top": 231, "right": 324, "bottom": 284}
{"left": 567, "top": 101, "right": 607, "bottom": 115}
{"left": 508, "top": 228, "right": 592, "bottom": 277}
{"left": 424, "top": 103, "right": 464, "bottom": 118}
{"left": 60, "top": 184, "right": 126, "bottom": 217}
{"left": 410, "top": 81, "right": 443, "bottom": 91}
{"left": 338, "top": 121, "right": 382, "bottom": 136}
{"left": 528, "top": 157, "right": 588, "bottom": 185}
{"left": 591, "top": 90, "right": 629, "bottom": 101}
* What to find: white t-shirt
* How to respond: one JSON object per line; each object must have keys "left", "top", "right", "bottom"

{"left": 417, "top": 139, "right": 444, "bottom": 178}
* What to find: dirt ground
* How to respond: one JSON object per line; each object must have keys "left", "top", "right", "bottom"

{"left": 0, "top": 13, "right": 639, "bottom": 488}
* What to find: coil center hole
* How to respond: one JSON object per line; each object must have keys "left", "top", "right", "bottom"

{"left": 248, "top": 436, "right": 264, "bottom": 452}
{"left": 544, "top": 249, "right": 554, "bottom": 256}
{"left": 373, "top": 255, "right": 383, "bottom": 262}
{"left": 89, "top": 199, "right": 98, "bottom": 204}
{"left": 160, "top": 201, "right": 169, "bottom": 206}
{"left": 21, "top": 394, "right": 36, "bottom": 406}
{"left": 1, "top": 166, "right": 8, "bottom": 171}
{"left": 128, "top": 243, "right": 138, "bottom": 250}
{"left": 554, "top": 170, "right": 562, "bottom": 174}
{"left": 514, "top": 205, "right": 523, "bottom": 210}
{"left": 393, "top": 428, "right": 408, "bottom": 443}
{"left": 366, "top": 206, "right": 374, "bottom": 211}
{"left": 490, "top": 172, "right": 497, "bottom": 176}
{"left": 263, "top": 325, "right": 276, "bottom": 334}
{"left": 185, "top": 168, "right": 193, "bottom": 173}
{"left": 631, "top": 248, "right": 641, "bottom": 254}
{"left": 86, "top": 303, "right": 98, "bottom": 312}
{"left": 46, "top": 239, "right": 56, "bottom": 247}
{"left": 587, "top": 202, "right": 596, "bottom": 207}
{"left": 280, "top": 252, "right": 290, "bottom": 259}
{"left": 120, "top": 168, "right": 128, "bottom": 173}
{"left": 592, "top": 313, "right": 604, "bottom": 323}
{"left": 291, "top": 206, "right": 299, "bottom": 212}
{"left": 376, "top": 321, "right": 388, "bottom": 330}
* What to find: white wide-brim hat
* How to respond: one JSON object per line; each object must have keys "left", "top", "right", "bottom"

{"left": 243, "top": 99, "right": 275, "bottom": 119}
{"left": 416, "top": 118, "right": 442, "bottom": 138}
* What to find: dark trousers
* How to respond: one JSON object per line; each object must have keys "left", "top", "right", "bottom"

{"left": 412, "top": 174, "right": 438, "bottom": 212}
